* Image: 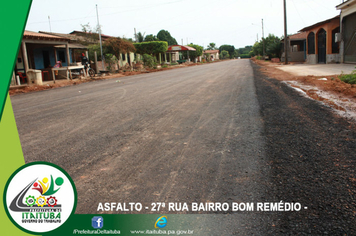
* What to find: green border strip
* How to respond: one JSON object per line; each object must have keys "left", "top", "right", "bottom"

{"left": 0, "top": 95, "right": 33, "bottom": 235}
{"left": 0, "top": 0, "right": 32, "bottom": 122}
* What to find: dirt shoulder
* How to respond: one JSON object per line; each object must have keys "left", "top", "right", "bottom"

{"left": 9, "top": 61, "right": 224, "bottom": 96}
{"left": 252, "top": 59, "right": 356, "bottom": 120}
{"left": 252, "top": 61, "right": 356, "bottom": 235}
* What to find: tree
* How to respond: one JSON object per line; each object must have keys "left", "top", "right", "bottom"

{"left": 207, "top": 43, "right": 217, "bottom": 50}
{"left": 235, "top": 46, "right": 253, "bottom": 58}
{"left": 135, "top": 32, "right": 145, "bottom": 42}
{"left": 220, "top": 50, "right": 230, "bottom": 59}
{"left": 104, "top": 37, "right": 136, "bottom": 57}
{"left": 102, "top": 37, "right": 136, "bottom": 68}
{"left": 219, "top": 45, "right": 235, "bottom": 59}
{"left": 144, "top": 34, "right": 157, "bottom": 42}
{"left": 79, "top": 23, "right": 101, "bottom": 45}
{"left": 182, "top": 43, "right": 203, "bottom": 61}
{"left": 250, "top": 34, "right": 281, "bottom": 58}
{"left": 156, "top": 30, "right": 178, "bottom": 45}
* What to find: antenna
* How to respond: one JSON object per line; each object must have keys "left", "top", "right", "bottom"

{"left": 48, "top": 16, "right": 52, "bottom": 32}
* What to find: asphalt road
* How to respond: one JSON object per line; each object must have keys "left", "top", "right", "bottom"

{"left": 11, "top": 60, "right": 356, "bottom": 235}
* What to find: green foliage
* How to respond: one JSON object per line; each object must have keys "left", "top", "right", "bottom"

{"left": 88, "top": 44, "right": 106, "bottom": 61}
{"left": 144, "top": 34, "right": 157, "bottom": 42}
{"left": 250, "top": 34, "right": 281, "bottom": 58}
{"left": 239, "top": 54, "right": 251, "bottom": 58}
{"left": 235, "top": 46, "right": 253, "bottom": 58}
{"left": 170, "top": 62, "right": 178, "bottom": 66}
{"left": 104, "top": 37, "right": 136, "bottom": 59}
{"left": 142, "top": 54, "right": 157, "bottom": 68}
{"left": 162, "top": 65, "right": 168, "bottom": 68}
{"left": 220, "top": 50, "right": 230, "bottom": 59}
{"left": 105, "top": 54, "right": 118, "bottom": 71}
{"left": 205, "top": 53, "right": 211, "bottom": 62}
{"left": 339, "top": 68, "right": 356, "bottom": 84}
{"left": 136, "top": 32, "right": 145, "bottom": 42}
{"left": 207, "top": 43, "right": 217, "bottom": 50}
{"left": 157, "top": 30, "right": 178, "bottom": 45}
{"left": 219, "top": 45, "right": 235, "bottom": 59}
{"left": 134, "top": 41, "right": 168, "bottom": 55}
{"left": 182, "top": 43, "right": 203, "bottom": 61}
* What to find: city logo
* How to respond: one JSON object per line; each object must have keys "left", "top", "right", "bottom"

{"left": 92, "top": 216, "right": 104, "bottom": 229}
{"left": 154, "top": 216, "right": 167, "bottom": 228}
{"left": 3, "top": 162, "right": 77, "bottom": 234}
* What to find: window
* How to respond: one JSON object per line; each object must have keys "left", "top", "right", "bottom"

{"left": 122, "top": 53, "right": 126, "bottom": 61}
{"left": 332, "top": 27, "right": 340, "bottom": 54}
{"left": 58, "top": 51, "right": 66, "bottom": 63}
{"left": 307, "top": 32, "right": 315, "bottom": 54}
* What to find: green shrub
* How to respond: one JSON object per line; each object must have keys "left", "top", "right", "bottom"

{"left": 134, "top": 41, "right": 168, "bottom": 54}
{"left": 170, "top": 62, "right": 178, "bottom": 66}
{"left": 240, "top": 54, "right": 251, "bottom": 58}
{"left": 162, "top": 65, "right": 168, "bottom": 68}
{"left": 142, "top": 54, "right": 157, "bottom": 68}
{"left": 339, "top": 67, "right": 356, "bottom": 84}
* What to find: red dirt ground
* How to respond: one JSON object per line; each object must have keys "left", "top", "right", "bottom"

{"left": 252, "top": 59, "right": 356, "bottom": 114}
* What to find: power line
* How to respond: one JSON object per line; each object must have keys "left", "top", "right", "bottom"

{"left": 291, "top": 0, "right": 306, "bottom": 25}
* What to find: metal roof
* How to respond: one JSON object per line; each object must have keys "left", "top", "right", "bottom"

{"left": 204, "top": 50, "right": 219, "bottom": 54}
{"left": 167, "top": 45, "right": 196, "bottom": 51}
{"left": 23, "top": 31, "right": 69, "bottom": 41}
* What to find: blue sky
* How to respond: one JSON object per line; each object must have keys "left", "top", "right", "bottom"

{"left": 25, "top": 0, "right": 343, "bottom": 49}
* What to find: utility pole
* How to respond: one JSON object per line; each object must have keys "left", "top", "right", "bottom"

{"left": 284, "top": 0, "right": 288, "bottom": 64}
{"left": 134, "top": 28, "right": 137, "bottom": 42}
{"left": 48, "top": 16, "right": 52, "bottom": 32}
{"left": 262, "top": 19, "right": 265, "bottom": 59}
{"left": 96, "top": 4, "right": 105, "bottom": 71}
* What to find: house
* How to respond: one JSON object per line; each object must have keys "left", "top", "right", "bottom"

{"left": 166, "top": 45, "right": 197, "bottom": 63}
{"left": 300, "top": 16, "right": 340, "bottom": 64}
{"left": 281, "top": 32, "right": 307, "bottom": 62}
{"left": 39, "top": 31, "right": 89, "bottom": 64}
{"left": 14, "top": 31, "right": 88, "bottom": 85}
{"left": 203, "top": 50, "right": 219, "bottom": 61}
{"left": 336, "top": 0, "right": 356, "bottom": 63}
{"left": 69, "top": 31, "right": 136, "bottom": 71}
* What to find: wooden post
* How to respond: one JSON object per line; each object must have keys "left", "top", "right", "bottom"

{"left": 11, "top": 71, "right": 16, "bottom": 86}
{"left": 21, "top": 42, "right": 30, "bottom": 85}
{"left": 54, "top": 48, "right": 58, "bottom": 62}
{"left": 52, "top": 69, "right": 56, "bottom": 84}
{"left": 65, "top": 43, "right": 70, "bottom": 65}
{"left": 94, "top": 51, "right": 99, "bottom": 74}
{"left": 169, "top": 53, "right": 172, "bottom": 63}
{"left": 159, "top": 53, "right": 162, "bottom": 64}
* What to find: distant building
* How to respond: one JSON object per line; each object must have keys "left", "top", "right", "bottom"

{"left": 336, "top": 0, "right": 356, "bottom": 63}
{"left": 203, "top": 50, "right": 219, "bottom": 61}
{"left": 281, "top": 32, "right": 307, "bottom": 63}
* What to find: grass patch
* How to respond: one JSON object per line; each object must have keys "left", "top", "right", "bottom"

{"left": 339, "top": 68, "right": 356, "bottom": 84}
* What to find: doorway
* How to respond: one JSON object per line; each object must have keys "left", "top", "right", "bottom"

{"left": 42, "top": 50, "right": 50, "bottom": 68}
{"left": 318, "top": 29, "right": 326, "bottom": 64}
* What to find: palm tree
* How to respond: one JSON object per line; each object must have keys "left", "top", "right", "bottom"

{"left": 135, "top": 32, "right": 145, "bottom": 43}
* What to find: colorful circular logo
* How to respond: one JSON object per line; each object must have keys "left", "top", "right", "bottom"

{"left": 3, "top": 162, "right": 77, "bottom": 234}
